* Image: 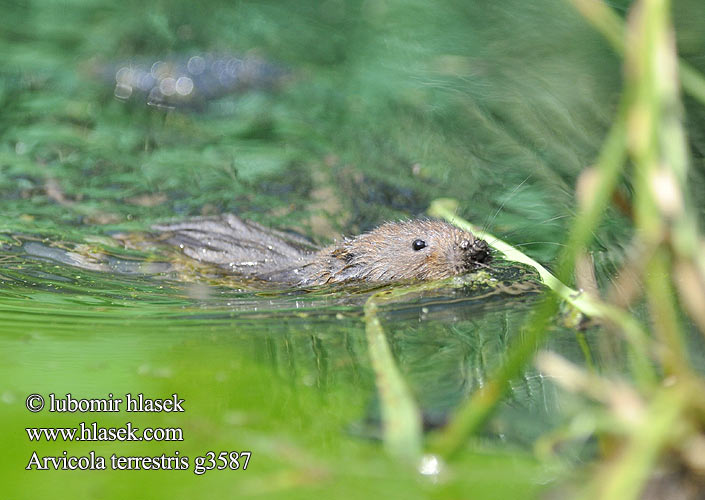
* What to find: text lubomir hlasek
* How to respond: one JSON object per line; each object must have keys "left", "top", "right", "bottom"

{"left": 48, "top": 393, "right": 185, "bottom": 413}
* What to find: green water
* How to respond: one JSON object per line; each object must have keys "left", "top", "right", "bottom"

{"left": 1, "top": 249, "right": 559, "bottom": 498}
{"left": 2, "top": 0, "right": 705, "bottom": 498}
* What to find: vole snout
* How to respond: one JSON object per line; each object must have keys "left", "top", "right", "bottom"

{"left": 467, "top": 238, "right": 491, "bottom": 265}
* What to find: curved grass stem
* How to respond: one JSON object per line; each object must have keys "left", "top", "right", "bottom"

{"left": 427, "top": 111, "right": 656, "bottom": 454}
{"left": 429, "top": 198, "right": 653, "bottom": 376}
{"left": 364, "top": 296, "right": 423, "bottom": 462}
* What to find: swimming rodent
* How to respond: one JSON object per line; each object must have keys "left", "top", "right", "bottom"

{"left": 153, "top": 215, "right": 491, "bottom": 286}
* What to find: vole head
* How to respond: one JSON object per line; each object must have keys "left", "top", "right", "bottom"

{"left": 339, "top": 219, "right": 492, "bottom": 282}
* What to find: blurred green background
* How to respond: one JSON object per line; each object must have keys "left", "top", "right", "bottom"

{"left": 1, "top": 0, "right": 704, "bottom": 498}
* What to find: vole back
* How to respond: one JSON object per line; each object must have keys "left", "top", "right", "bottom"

{"left": 153, "top": 214, "right": 318, "bottom": 280}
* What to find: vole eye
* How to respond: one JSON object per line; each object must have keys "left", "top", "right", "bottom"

{"left": 412, "top": 239, "right": 427, "bottom": 251}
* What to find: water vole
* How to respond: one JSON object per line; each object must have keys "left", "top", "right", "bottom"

{"left": 154, "top": 215, "right": 491, "bottom": 286}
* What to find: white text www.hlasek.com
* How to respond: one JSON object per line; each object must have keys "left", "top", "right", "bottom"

{"left": 26, "top": 422, "right": 183, "bottom": 442}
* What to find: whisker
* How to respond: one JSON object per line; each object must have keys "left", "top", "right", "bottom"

{"left": 513, "top": 241, "right": 568, "bottom": 248}
{"left": 492, "top": 213, "right": 573, "bottom": 243}
{"left": 481, "top": 173, "right": 534, "bottom": 234}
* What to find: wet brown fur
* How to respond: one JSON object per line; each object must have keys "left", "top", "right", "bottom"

{"left": 154, "top": 215, "right": 491, "bottom": 286}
